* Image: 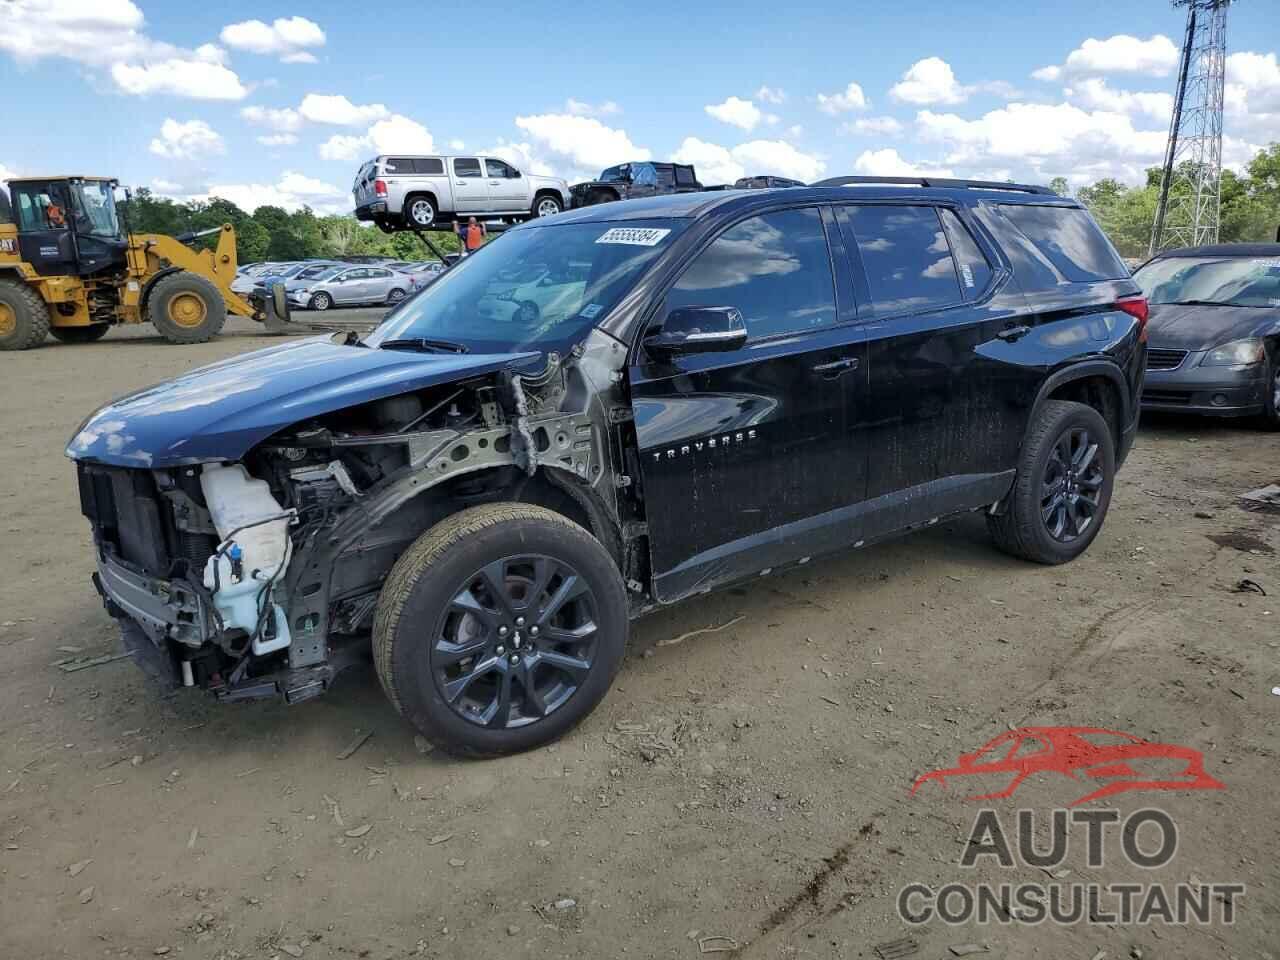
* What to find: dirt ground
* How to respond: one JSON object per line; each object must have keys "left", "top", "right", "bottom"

{"left": 1, "top": 316, "right": 1277, "bottom": 960}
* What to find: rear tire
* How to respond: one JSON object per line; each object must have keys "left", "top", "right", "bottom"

{"left": 987, "top": 400, "right": 1115, "bottom": 564}
{"left": 373, "top": 504, "right": 628, "bottom": 758}
{"left": 386, "top": 287, "right": 407, "bottom": 305}
{"left": 147, "top": 272, "right": 226, "bottom": 344}
{"left": 405, "top": 195, "right": 437, "bottom": 228}
{"left": 49, "top": 324, "right": 110, "bottom": 344}
{"left": 0, "top": 278, "right": 52, "bottom": 351}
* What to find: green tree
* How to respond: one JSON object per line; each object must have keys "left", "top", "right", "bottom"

{"left": 1047, "top": 176, "right": 1070, "bottom": 198}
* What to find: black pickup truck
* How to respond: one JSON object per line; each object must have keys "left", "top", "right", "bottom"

{"left": 569, "top": 162, "right": 702, "bottom": 208}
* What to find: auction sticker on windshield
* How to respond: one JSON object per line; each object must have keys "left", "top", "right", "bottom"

{"left": 595, "top": 227, "right": 671, "bottom": 246}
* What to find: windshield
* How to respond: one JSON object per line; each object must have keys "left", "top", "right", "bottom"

{"left": 71, "top": 181, "right": 120, "bottom": 238}
{"left": 367, "top": 219, "right": 686, "bottom": 353}
{"left": 599, "top": 165, "right": 629, "bottom": 182}
{"left": 1135, "top": 255, "right": 1280, "bottom": 308}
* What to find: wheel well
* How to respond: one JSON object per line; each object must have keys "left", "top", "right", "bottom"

{"left": 139, "top": 266, "right": 182, "bottom": 313}
{"left": 533, "top": 189, "right": 561, "bottom": 205}
{"left": 1045, "top": 374, "right": 1122, "bottom": 452}
{"left": 589, "top": 188, "right": 619, "bottom": 204}
{"left": 403, "top": 191, "right": 438, "bottom": 214}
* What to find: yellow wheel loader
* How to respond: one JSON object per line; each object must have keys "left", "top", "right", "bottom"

{"left": 0, "top": 176, "right": 294, "bottom": 351}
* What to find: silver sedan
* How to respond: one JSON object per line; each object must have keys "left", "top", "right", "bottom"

{"left": 286, "top": 265, "right": 420, "bottom": 311}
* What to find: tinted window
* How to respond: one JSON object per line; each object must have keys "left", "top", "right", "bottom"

{"left": 674, "top": 165, "right": 697, "bottom": 186}
{"left": 383, "top": 157, "right": 414, "bottom": 174}
{"left": 666, "top": 207, "right": 836, "bottom": 341}
{"left": 999, "top": 204, "right": 1127, "bottom": 283}
{"left": 938, "top": 208, "right": 993, "bottom": 299}
{"left": 414, "top": 158, "right": 444, "bottom": 175}
{"left": 453, "top": 158, "right": 482, "bottom": 178}
{"left": 485, "top": 159, "right": 516, "bottom": 178}
{"left": 845, "top": 205, "right": 961, "bottom": 316}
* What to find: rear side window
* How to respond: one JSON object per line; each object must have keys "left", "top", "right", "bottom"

{"left": 998, "top": 204, "right": 1127, "bottom": 283}
{"left": 938, "top": 208, "right": 993, "bottom": 299}
{"left": 453, "top": 158, "right": 482, "bottom": 178}
{"left": 665, "top": 207, "right": 836, "bottom": 341}
{"left": 674, "top": 165, "right": 697, "bottom": 186}
{"left": 844, "top": 204, "right": 962, "bottom": 316}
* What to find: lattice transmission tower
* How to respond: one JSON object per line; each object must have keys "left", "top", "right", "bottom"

{"left": 1149, "top": 0, "right": 1232, "bottom": 256}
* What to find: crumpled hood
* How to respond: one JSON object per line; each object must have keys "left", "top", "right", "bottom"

{"left": 1146, "top": 302, "right": 1279, "bottom": 351}
{"left": 66, "top": 336, "right": 539, "bottom": 468}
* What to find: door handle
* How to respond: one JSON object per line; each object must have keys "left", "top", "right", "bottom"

{"left": 812, "top": 356, "right": 860, "bottom": 378}
{"left": 996, "top": 324, "right": 1032, "bottom": 342}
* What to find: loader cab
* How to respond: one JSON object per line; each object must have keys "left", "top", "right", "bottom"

{"left": 7, "top": 177, "right": 127, "bottom": 278}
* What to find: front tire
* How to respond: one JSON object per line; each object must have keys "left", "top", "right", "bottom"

{"left": 1258, "top": 346, "right": 1280, "bottom": 430}
{"left": 49, "top": 324, "right": 110, "bottom": 344}
{"left": 373, "top": 504, "right": 628, "bottom": 758}
{"left": 987, "top": 400, "right": 1115, "bottom": 564}
{"left": 0, "top": 278, "right": 52, "bottom": 351}
{"left": 309, "top": 291, "right": 333, "bottom": 312}
{"left": 147, "top": 272, "right": 226, "bottom": 344}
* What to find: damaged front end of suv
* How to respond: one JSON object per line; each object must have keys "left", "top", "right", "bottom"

{"left": 65, "top": 215, "right": 672, "bottom": 715}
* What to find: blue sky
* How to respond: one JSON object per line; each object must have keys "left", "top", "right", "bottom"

{"left": 2, "top": 1, "right": 1278, "bottom": 215}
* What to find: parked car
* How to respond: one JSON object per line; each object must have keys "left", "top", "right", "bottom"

{"left": 67, "top": 180, "right": 1145, "bottom": 756}
{"left": 352, "top": 155, "right": 570, "bottom": 230}
{"left": 569, "top": 162, "right": 702, "bottom": 208}
{"left": 286, "top": 264, "right": 417, "bottom": 311}
{"left": 231, "top": 262, "right": 289, "bottom": 295}
{"left": 253, "top": 260, "right": 340, "bottom": 292}
{"left": 1133, "top": 243, "right": 1280, "bottom": 426}
{"left": 734, "top": 175, "right": 805, "bottom": 189}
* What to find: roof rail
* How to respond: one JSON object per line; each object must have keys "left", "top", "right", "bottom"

{"left": 810, "top": 175, "right": 1057, "bottom": 195}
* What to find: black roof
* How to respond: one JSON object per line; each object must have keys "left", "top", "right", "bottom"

{"left": 540, "top": 181, "right": 1078, "bottom": 228}
{"left": 1151, "top": 242, "right": 1280, "bottom": 259}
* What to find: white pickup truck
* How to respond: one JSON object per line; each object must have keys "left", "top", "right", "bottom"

{"left": 352, "top": 155, "right": 571, "bottom": 230}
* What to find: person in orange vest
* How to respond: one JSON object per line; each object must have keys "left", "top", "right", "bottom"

{"left": 455, "top": 216, "right": 487, "bottom": 255}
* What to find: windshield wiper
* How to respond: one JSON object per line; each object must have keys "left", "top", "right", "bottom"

{"left": 379, "top": 337, "right": 470, "bottom": 354}
{"left": 1168, "top": 299, "right": 1235, "bottom": 307}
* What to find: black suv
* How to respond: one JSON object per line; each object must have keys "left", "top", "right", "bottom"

{"left": 68, "top": 179, "right": 1146, "bottom": 756}
{"left": 569, "top": 161, "right": 702, "bottom": 208}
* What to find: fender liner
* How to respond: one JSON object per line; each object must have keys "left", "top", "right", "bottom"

{"left": 1032, "top": 359, "right": 1132, "bottom": 439}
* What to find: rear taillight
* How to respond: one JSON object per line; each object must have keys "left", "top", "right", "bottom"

{"left": 374, "top": 179, "right": 387, "bottom": 197}
{"left": 1116, "top": 295, "right": 1149, "bottom": 343}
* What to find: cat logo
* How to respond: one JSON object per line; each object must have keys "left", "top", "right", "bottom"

{"left": 654, "top": 429, "right": 757, "bottom": 462}
{"left": 0, "top": 238, "right": 15, "bottom": 254}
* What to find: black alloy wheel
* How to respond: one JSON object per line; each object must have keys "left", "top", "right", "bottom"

{"left": 432, "top": 555, "right": 600, "bottom": 729}
{"left": 1040, "top": 425, "right": 1105, "bottom": 542}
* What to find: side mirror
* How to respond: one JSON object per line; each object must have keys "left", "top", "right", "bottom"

{"left": 512, "top": 170, "right": 522, "bottom": 179}
{"left": 646, "top": 306, "right": 748, "bottom": 356}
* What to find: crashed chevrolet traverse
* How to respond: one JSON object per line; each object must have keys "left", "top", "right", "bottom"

{"left": 68, "top": 181, "right": 1147, "bottom": 756}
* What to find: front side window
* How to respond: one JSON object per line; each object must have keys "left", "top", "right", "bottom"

{"left": 844, "top": 204, "right": 962, "bottom": 316}
{"left": 631, "top": 164, "right": 658, "bottom": 187}
{"left": 1134, "top": 256, "right": 1280, "bottom": 308}
{"left": 453, "top": 158, "right": 482, "bottom": 178}
{"left": 665, "top": 207, "right": 837, "bottom": 341}
{"left": 368, "top": 218, "right": 688, "bottom": 354}
{"left": 485, "top": 159, "right": 517, "bottom": 179}
{"left": 71, "top": 181, "right": 120, "bottom": 238}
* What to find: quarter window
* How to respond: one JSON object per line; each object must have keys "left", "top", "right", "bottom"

{"left": 938, "top": 208, "right": 993, "bottom": 299}
{"left": 844, "top": 205, "right": 962, "bottom": 316}
{"left": 666, "top": 207, "right": 837, "bottom": 341}
{"left": 453, "top": 158, "right": 482, "bottom": 178}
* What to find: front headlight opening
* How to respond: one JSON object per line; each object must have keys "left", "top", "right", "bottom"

{"left": 1201, "top": 338, "right": 1265, "bottom": 366}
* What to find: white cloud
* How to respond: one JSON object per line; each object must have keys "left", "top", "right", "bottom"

{"left": 480, "top": 140, "right": 556, "bottom": 178}
{"left": 816, "top": 82, "right": 869, "bottom": 114}
{"left": 148, "top": 118, "right": 225, "bottom": 159}
{"left": 916, "top": 101, "right": 1168, "bottom": 184}
{"left": 220, "top": 16, "right": 325, "bottom": 63}
{"left": 845, "top": 116, "right": 904, "bottom": 136}
{"left": 257, "top": 133, "right": 298, "bottom": 147}
{"left": 241, "top": 105, "right": 304, "bottom": 132}
{"left": 853, "top": 148, "right": 954, "bottom": 178}
{"left": 730, "top": 140, "right": 825, "bottom": 183}
{"left": 299, "top": 93, "right": 389, "bottom": 126}
{"left": 1064, "top": 78, "right": 1172, "bottom": 122}
{"left": 514, "top": 114, "right": 650, "bottom": 170}
{"left": 756, "top": 85, "right": 786, "bottom": 105}
{"left": 111, "top": 58, "right": 248, "bottom": 100}
{"left": 150, "top": 178, "right": 184, "bottom": 193}
{"left": 0, "top": 163, "right": 20, "bottom": 181}
{"left": 204, "top": 170, "right": 346, "bottom": 214}
{"left": 890, "top": 57, "right": 971, "bottom": 105}
{"left": 672, "top": 137, "right": 745, "bottom": 185}
{"left": 317, "top": 113, "right": 434, "bottom": 162}
{"left": 1034, "top": 34, "right": 1179, "bottom": 81}
{"left": 1226, "top": 51, "right": 1280, "bottom": 117}
{"left": 787, "top": 125, "right": 803, "bottom": 138}
{"left": 448, "top": 139, "right": 465, "bottom": 150}
{"left": 705, "top": 96, "right": 763, "bottom": 131}
{"left": 565, "top": 98, "right": 621, "bottom": 117}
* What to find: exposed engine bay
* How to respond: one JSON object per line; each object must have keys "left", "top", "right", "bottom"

{"left": 78, "top": 331, "right": 643, "bottom": 705}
